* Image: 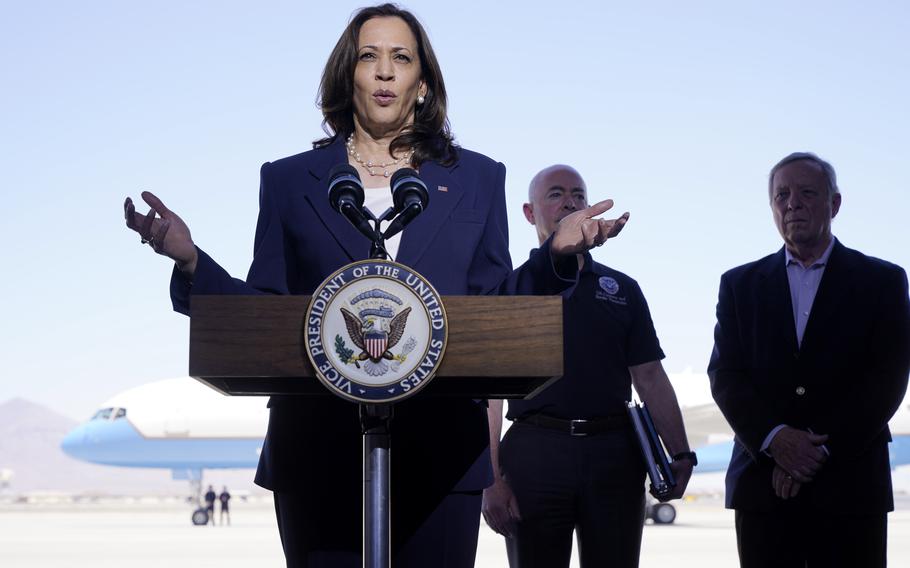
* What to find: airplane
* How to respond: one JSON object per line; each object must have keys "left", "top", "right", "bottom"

{"left": 61, "top": 373, "right": 910, "bottom": 525}
{"left": 60, "top": 377, "right": 267, "bottom": 524}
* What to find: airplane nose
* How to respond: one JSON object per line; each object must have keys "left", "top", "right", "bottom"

{"left": 60, "top": 424, "right": 90, "bottom": 459}
{"left": 59, "top": 416, "right": 141, "bottom": 466}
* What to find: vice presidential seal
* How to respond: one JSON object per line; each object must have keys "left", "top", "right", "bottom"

{"left": 304, "top": 259, "right": 448, "bottom": 404}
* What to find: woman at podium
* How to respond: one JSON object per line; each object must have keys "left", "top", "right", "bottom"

{"left": 124, "top": 4, "right": 625, "bottom": 567}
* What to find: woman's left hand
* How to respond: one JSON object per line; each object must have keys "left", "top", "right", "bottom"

{"left": 550, "top": 199, "right": 630, "bottom": 257}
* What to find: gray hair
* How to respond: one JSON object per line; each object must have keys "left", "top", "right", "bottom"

{"left": 768, "top": 152, "right": 839, "bottom": 199}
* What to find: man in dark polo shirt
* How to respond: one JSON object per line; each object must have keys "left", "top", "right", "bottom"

{"left": 482, "top": 165, "right": 695, "bottom": 568}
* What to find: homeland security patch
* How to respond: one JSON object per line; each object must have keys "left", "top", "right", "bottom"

{"left": 304, "top": 259, "right": 447, "bottom": 404}
{"left": 595, "top": 275, "right": 627, "bottom": 305}
{"left": 598, "top": 276, "right": 620, "bottom": 295}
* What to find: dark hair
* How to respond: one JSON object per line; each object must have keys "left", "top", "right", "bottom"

{"left": 314, "top": 3, "right": 456, "bottom": 167}
{"left": 768, "top": 152, "right": 839, "bottom": 200}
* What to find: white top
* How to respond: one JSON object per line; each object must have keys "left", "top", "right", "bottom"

{"left": 363, "top": 186, "right": 401, "bottom": 260}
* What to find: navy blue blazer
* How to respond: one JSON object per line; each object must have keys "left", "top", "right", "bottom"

{"left": 708, "top": 240, "right": 910, "bottom": 514}
{"left": 170, "top": 137, "right": 571, "bottom": 508}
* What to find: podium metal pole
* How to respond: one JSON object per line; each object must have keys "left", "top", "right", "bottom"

{"left": 361, "top": 404, "right": 392, "bottom": 568}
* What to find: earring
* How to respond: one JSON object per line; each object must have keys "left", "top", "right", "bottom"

{"left": 416, "top": 94, "right": 426, "bottom": 106}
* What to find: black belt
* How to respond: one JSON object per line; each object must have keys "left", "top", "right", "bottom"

{"left": 514, "top": 413, "right": 630, "bottom": 436}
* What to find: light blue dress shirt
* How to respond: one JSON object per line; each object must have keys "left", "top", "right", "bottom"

{"left": 761, "top": 237, "right": 837, "bottom": 453}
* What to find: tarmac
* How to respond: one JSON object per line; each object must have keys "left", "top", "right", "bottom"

{"left": 2, "top": 496, "right": 909, "bottom": 567}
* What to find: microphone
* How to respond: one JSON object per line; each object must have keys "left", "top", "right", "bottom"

{"left": 383, "top": 168, "right": 429, "bottom": 240}
{"left": 327, "top": 164, "right": 377, "bottom": 241}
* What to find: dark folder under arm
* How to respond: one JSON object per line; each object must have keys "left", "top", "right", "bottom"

{"left": 626, "top": 400, "right": 676, "bottom": 498}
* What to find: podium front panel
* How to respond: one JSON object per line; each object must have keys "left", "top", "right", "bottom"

{"left": 189, "top": 295, "right": 563, "bottom": 399}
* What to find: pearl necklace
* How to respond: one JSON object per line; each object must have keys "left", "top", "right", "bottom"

{"left": 346, "top": 134, "right": 413, "bottom": 178}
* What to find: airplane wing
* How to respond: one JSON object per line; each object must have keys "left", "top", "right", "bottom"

{"left": 682, "top": 402, "right": 733, "bottom": 448}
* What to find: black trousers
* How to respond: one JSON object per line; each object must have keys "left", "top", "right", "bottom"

{"left": 500, "top": 422, "right": 646, "bottom": 568}
{"left": 735, "top": 501, "right": 887, "bottom": 568}
{"left": 273, "top": 489, "right": 482, "bottom": 568}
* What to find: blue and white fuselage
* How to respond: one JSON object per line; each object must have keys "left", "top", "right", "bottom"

{"left": 60, "top": 371, "right": 910, "bottom": 524}
{"left": 61, "top": 377, "right": 266, "bottom": 475}
{"left": 62, "top": 372, "right": 910, "bottom": 474}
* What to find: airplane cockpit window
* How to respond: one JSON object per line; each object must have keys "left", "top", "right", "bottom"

{"left": 91, "top": 408, "right": 114, "bottom": 420}
{"left": 114, "top": 408, "right": 127, "bottom": 419}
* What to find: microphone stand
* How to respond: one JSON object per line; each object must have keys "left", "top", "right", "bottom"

{"left": 363, "top": 206, "right": 395, "bottom": 261}
{"left": 327, "top": 166, "right": 431, "bottom": 567}
{"left": 360, "top": 204, "right": 395, "bottom": 568}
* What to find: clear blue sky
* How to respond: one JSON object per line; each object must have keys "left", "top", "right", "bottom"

{"left": 2, "top": 0, "right": 908, "bottom": 419}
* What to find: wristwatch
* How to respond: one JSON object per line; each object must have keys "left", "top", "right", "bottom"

{"left": 672, "top": 451, "right": 698, "bottom": 466}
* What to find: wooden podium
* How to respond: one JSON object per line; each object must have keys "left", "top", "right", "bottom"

{"left": 189, "top": 294, "right": 563, "bottom": 567}
{"left": 189, "top": 295, "right": 563, "bottom": 399}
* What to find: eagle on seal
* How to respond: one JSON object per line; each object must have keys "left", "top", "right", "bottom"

{"left": 340, "top": 306, "right": 412, "bottom": 364}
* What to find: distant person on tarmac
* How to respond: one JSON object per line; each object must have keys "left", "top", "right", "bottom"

{"left": 219, "top": 486, "right": 232, "bottom": 526}
{"left": 204, "top": 485, "right": 216, "bottom": 526}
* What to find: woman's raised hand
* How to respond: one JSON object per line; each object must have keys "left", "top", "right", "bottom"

{"left": 124, "top": 191, "right": 198, "bottom": 275}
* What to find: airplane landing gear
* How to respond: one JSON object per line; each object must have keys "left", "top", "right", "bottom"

{"left": 191, "top": 507, "right": 209, "bottom": 526}
{"left": 648, "top": 502, "right": 677, "bottom": 524}
{"left": 181, "top": 469, "right": 208, "bottom": 526}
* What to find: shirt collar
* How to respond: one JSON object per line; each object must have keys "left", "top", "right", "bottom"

{"left": 785, "top": 236, "right": 836, "bottom": 268}
{"left": 580, "top": 252, "right": 595, "bottom": 275}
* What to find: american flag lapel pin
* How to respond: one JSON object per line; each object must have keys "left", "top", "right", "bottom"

{"left": 437, "top": 185, "right": 448, "bottom": 192}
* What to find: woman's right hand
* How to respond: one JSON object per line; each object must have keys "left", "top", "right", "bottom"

{"left": 124, "top": 191, "right": 198, "bottom": 276}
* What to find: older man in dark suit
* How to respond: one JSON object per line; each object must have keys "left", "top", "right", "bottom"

{"left": 708, "top": 152, "right": 910, "bottom": 568}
